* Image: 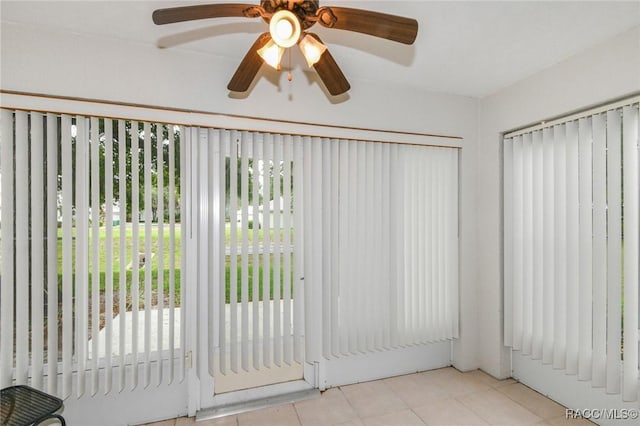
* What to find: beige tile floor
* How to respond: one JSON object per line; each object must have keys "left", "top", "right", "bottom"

{"left": 143, "top": 368, "right": 593, "bottom": 426}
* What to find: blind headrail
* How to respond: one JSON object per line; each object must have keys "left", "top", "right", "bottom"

{"left": 0, "top": 90, "right": 462, "bottom": 148}
{"left": 504, "top": 94, "right": 640, "bottom": 139}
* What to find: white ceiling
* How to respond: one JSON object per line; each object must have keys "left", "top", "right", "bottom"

{"left": 2, "top": 0, "right": 639, "bottom": 98}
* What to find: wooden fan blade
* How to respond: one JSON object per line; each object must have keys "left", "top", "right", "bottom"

{"left": 318, "top": 7, "right": 418, "bottom": 45}
{"left": 152, "top": 3, "right": 259, "bottom": 25}
{"left": 227, "top": 32, "right": 271, "bottom": 92}
{"left": 308, "top": 34, "right": 350, "bottom": 96}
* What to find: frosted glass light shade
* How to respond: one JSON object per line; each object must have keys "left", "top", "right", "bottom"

{"left": 298, "top": 34, "right": 327, "bottom": 67}
{"left": 258, "top": 40, "right": 285, "bottom": 69}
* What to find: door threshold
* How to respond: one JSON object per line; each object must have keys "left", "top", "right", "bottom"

{"left": 195, "top": 387, "right": 320, "bottom": 421}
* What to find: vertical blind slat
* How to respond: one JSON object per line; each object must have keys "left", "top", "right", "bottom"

{"left": 240, "top": 131, "right": 249, "bottom": 371}
{"left": 591, "top": 113, "right": 607, "bottom": 387}
{"left": 522, "top": 133, "right": 533, "bottom": 356}
{"left": 0, "top": 109, "right": 15, "bottom": 389}
{"left": 206, "top": 129, "right": 216, "bottom": 378}
{"left": 512, "top": 136, "right": 524, "bottom": 350}
{"left": 250, "top": 133, "right": 260, "bottom": 369}
{"left": 441, "top": 151, "right": 450, "bottom": 340}
{"left": 218, "top": 130, "right": 227, "bottom": 374}
{"left": 340, "top": 140, "right": 351, "bottom": 352}
{"left": 273, "top": 135, "right": 282, "bottom": 366}
{"left": 30, "top": 112, "right": 45, "bottom": 389}
{"left": 605, "top": 110, "right": 622, "bottom": 395}
{"left": 14, "top": 111, "right": 29, "bottom": 385}
{"left": 389, "top": 144, "right": 400, "bottom": 347}
{"left": 321, "top": 139, "right": 331, "bottom": 358}
{"left": 130, "top": 121, "right": 140, "bottom": 389}
{"left": 229, "top": 130, "right": 239, "bottom": 373}
{"left": 118, "top": 120, "right": 128, "bottom": 392}
{"left": 197, "top": 128, "right": 210, "bottom": 380}
{"left": 60, "top": 114, "right": 73, "bottom": 398}
{"left": 105, "top": 119, "right": 114, "bottom": 393}
{"left": 331, "top": 139, "right": 341, "bottom": 354}
{"left": 553, "top": 124, "right": 567, "bottom": 370}
{"left": 504, "top": 139, "right": 514, "bottom": 347}
{"left": 565, "top": 120, "right": 580, "bottom": 375}
{"left": 143, "top": 122, "right": 153, "bottom": 387}
{"left": 168, "top": 125, "right": 176, "bottom": 383}
{"left": 46, "top": 113, "right": 59, "bottom": 395}
{"left": 179, "top": 125, "right": 186, "bottom": 383}
{"left": 208, "top": 128, "right": 219, "bottom": 377}
{"left": 375, "top": 143, "right": 385, "bottom": 347}
{"left": 311, "top": 137, "right": 323, "bottom": 359}
{"left": 293, "top": 136, "right": 304, "bottom": 363}
{"left": 371, "top": 143, "right": 383, "bottom": 347}
{"left": 261, "top": 133, "right": 271, "bottom": 368}
{"left": 622, "top": 105, "right": 639, "bottom": 402}
{"left": 167, "top": 125, "right": 177, "bottom": 382}
{"left": 451, "top": 150, "right": 460, "bottom": 338}
{"left": 541, "top": 128, "right": 554, "bottom": 365}
{"left": 283, "top": 135, "right": 293, "bottom": 364}
{"left": 577, "top": 117, "right": 593, "bottom": 381}
{"left": 357, "top": 142, "right": 368, "bottom": 351}
{"left": 302, "top": 137, "right": 312, "bottom": 357}
{"left": 156, "top": 124, "right": 165, "bottom": 385}
{"left": 90, "top": 116, "right": 101, "bottom": 396}
{"left": 532, "top": 131, "right": 543, "bottom": 360}
{"left": 405, "top": 149, "right": 415, "bottom": 343}
{"left": 349, "top": 141, "right": 359, "bottom": 352}
{"left": 398, "top": 145, "right": 408, "bottom": 344}
{"left": 425, "top": 150, "right": 433, "bottom": 342}
{"left": 381, "top": 144, "right": 392, "bottom": 348}
{"left": 415, "top": 148, "right": 424, "bottom": 342}
{"left": 75, "top": 117, "right": 89, "bottom": 398}
{"left": 431, "top": 151, "right": 440, "bottom": 341}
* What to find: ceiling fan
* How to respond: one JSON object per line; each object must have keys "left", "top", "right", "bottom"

{"left": 152, "top": 0, "right": 418, "bottom": 96}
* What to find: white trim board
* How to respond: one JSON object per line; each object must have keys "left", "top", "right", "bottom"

{"left": 319, "top": 341, "right": 452, "bottom": 390}
{"left": 59, "top": 362, "right": 188, "bottom": 426}
{"left": 512, "top": 351, "right": 640, "bottom": 426}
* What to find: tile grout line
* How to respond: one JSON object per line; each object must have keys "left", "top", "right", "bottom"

{"left": 454, "top": 392, "right": 494, "bottom": 425}
{"left": 496, "top": 382, "right": 571, "bottom": 424}
{"left": 292, "top": 401, "right": 304, "bottom": 426}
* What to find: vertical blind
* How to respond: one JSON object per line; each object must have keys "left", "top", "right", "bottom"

{"left": 205, "top": 129, "right": 304, "bottom": 379}
{"left": 503, "top": 99, "right": 640, "bottom": 402}
{"left": 204, "top": 130, "right": 460, "bottom": 378}
{"left": 1, "top": 107, "right": 461, "bottom": 401}
{"left": 0, "top": 109, "right": 185, "bottom": 399}
{"left": 304, "top": 138, "right": 460, "bottom": 358}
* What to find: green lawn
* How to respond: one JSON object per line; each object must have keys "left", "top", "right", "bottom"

{"left": 225, "top": 253, "right": 295, "bottom": 304}
{"left": 56, "top": 223, "right": 293, "bottom": 305}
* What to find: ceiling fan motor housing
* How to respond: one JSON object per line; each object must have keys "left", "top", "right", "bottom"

{"left": 260, "top": 0, "right": 319, "bottom": 29}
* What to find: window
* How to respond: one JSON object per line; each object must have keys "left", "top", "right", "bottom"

{"left": 0, "top": 110, "right": 185, "bottom": 397}
{"left": 503, "top": 98, "right": 640, "bottom": 402}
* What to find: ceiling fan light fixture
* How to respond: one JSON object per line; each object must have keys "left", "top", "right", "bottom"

{"left": 269, "top": 10, "right": 301, "bottom": 48}
{"left": 298, "top": 34, "right": 328, "bottom": 67}
{"left": 153, "top": 2, "right": 419, "bottom": 96}
{"left": 257, "top": 39, "right": 285, "bottom": 69}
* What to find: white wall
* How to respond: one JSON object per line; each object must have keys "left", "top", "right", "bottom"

{"left": 476, "top": 26, "right": 640, "bottom": 379}
{"left": 0, "top": 15, "right": 480, "bottom": 409}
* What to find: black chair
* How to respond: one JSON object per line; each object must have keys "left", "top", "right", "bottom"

{"left": 1, "top": 385, "right": 66, "bottom": 426}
